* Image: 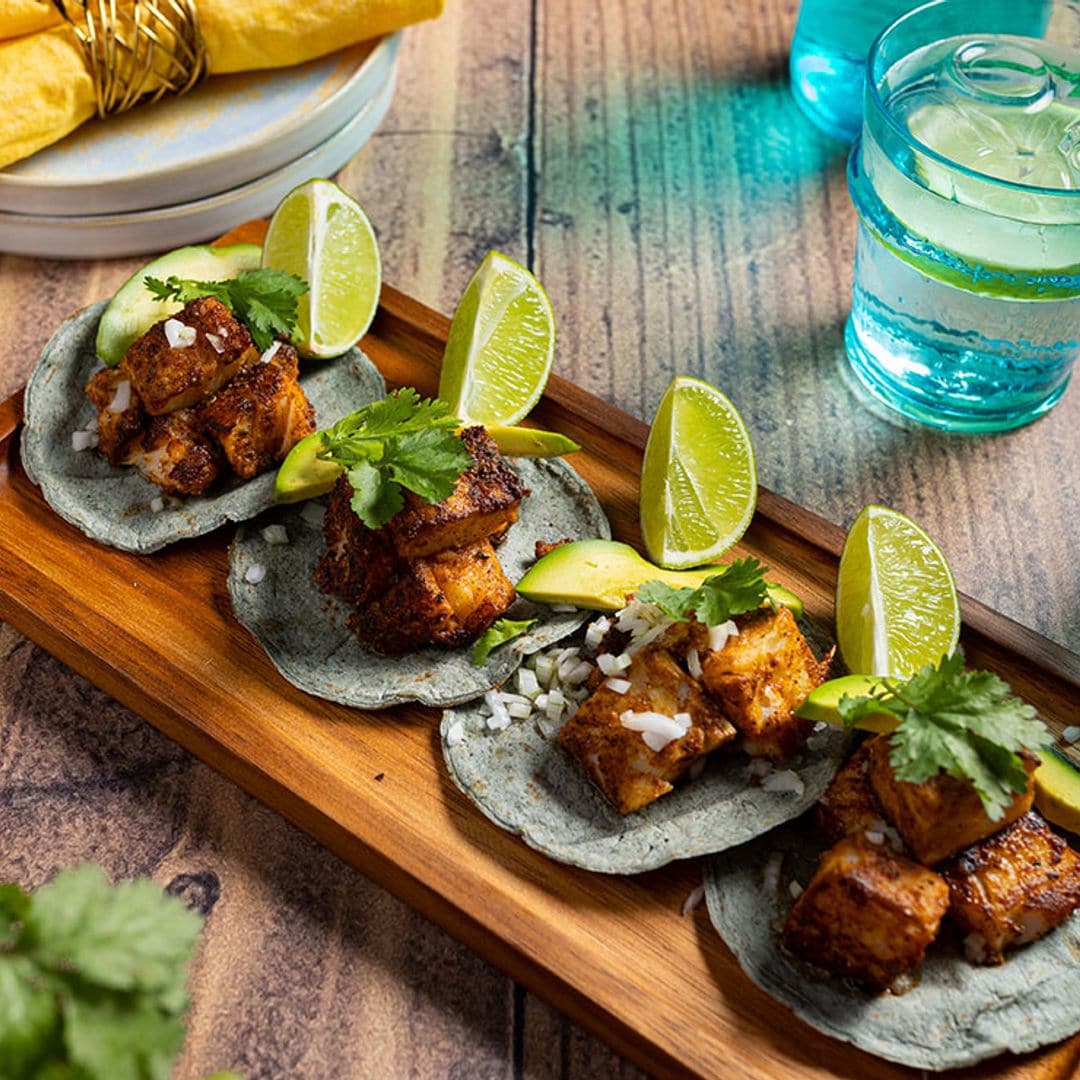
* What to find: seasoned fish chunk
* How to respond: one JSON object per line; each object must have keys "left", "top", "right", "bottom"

{"left": 558, "top": 644, "right": 737, "bottom": 815}
{"left": 868, "top": 736, "right": 1037, "bottom": 866}
{"left": 348, "top": 538, "right": 515, "bottom": 654}
{"left": 122, "top": 409, "right": 221, "bottom": 497}
{"left": 121, "top": 296, "right": 257, "bottom": 415}
{"left": 197, "top": 343, "right": 315, "bottom": 479}
{"left": 816, "top": 741, "right": 891, "bottom": 846}
{"left": 85, "top": 366, "right": 144, "bottom": 465}
{"left": 784, "top": 836, "right": 949, "bottom": 989}
{"left": 694, "top": 606, "right": 832, "bottom": 759}
{"left": 940, "top": 811, "right": 1080, "bottom": 965}
{"left": 386, "top": 426, "right": 528, "bottom": 557}
{"left": 315, "top": 475, "right": 400, "bottom": 608}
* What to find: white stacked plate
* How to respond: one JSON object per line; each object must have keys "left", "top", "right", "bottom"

{"left": 0, "top": 34, "right": 399, "bottom": 259}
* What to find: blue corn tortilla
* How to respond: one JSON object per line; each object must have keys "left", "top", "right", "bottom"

{"left": 440, "top": 618, "right": 852, "bottom": 873}
{"left": 21, "top": 301, "right": 386, "bottom": 553}
{"left": 704, "top": 812, "right": 1080, "bottom": 1070}
{"left": 227, "top": 456, "right": 611, "bottom": 709}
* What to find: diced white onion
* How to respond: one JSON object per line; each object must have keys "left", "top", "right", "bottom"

{"left": 261, "top": 524, "right": 289, "bottom": 545}
{"left": 619, "top": 709, "right": 691, "bottom": 752}
{"left": 686, "top": 647, "right": 702, "bottom": 679}
{"left": 205, "top": 332, "right": 226, "bottom": 354}
{"left": 1063, "top": 726, "right": 1080, "bottom": 744}
{"left": 788, "top": 880, "right": 804, "bottom": 899}
{"left": 534, "top": 655, "right": 556, "bottom": 687}
{"left": 445, "top": 718, "right": 464, "bottom": 747}
{"left": 762, "top": 852, "right": 783, "bottom": 896}
{"left": 260, "top": 340, "right": 282, "bottom": 364}
{"left": 106, "top": 379, "right": 132, "bottom": 413}
{"left": 149, "top": 496, "right": 165, "bottom": 513}
{"left": 507, "top": 702, "right": 533, "bottom": 720}
{"left": 584, "top": 616, "right": 611, "bottom": 649}
{"left": 597, "top": 651, "right": 631, "bottom": 676}
{"left": 516, "top": 667, "right": 540, "bottom": 698}
{"left": 564, "top": 660, "right": 593, "bottom": 686}
{"left": 164, "top": 318, "right": 196, "bottom": 348}
{"left": 707, "top": 620, "right": 739, "bottom": 652}
{"left": 681, "top": 884, "right": 706, "bottom": 916}
{"left": 300, "top": 503, "right": 326, "bottom": 527}
{"left": 746, "top": 758, "right": 774, "bottom": 779}
{"left": 71, "top": 430, "right": 97, "bottom": 452}
{"left": 865, "top": 830, "right": 885, "bottom": 846}
{"left": 605, "top": 677, "right": 632, "bottom": 695}
{"left": 534, "top": 693, "right": 549, "bottom": 711}
{"left": 761, "top": 769, "right": 805, "bottom": 796}
{"left": 244, "top": 563, "right": 266, "bottom": 584}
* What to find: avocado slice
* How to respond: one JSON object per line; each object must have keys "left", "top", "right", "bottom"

{"left": 514, "top": 538, "right": 803, "bottom": 616}
{"left": 273, "top": 431, "right": 342, "bottom": 503}
{"left": 485, "top": 425, "right": 580, "bottom": 457}
{"left": 96, "top": 243, "right": 262, "bottom": 365}
{"left": 795, "top": 674, "right": 898, "bottom": 733}
{"left": 1035, "top": 747, "right": 1080, "bottom": 836}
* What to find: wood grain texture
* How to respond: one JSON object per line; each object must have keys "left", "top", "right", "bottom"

{"left": 1, "top": 287, "right": 1078, "bottom": 1080}
{"left": 1, "top": 1, "right": 1079, "bottom": 1077}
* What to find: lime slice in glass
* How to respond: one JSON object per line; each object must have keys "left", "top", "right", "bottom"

{"left": 835, "top": 505, "right": 960, "bottom": 678}
{"left": 438, "top": 251, "right": 555, "bottom": 426}
{"left": 262, "top": 179, "right": 381, "bottom": 359}
{"left": 639, "top": 376, "right": 757, "bottom": 570}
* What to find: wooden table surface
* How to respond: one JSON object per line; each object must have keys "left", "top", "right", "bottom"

{"left": 1, "top": 3, "right": 1077, "bottom": 1078}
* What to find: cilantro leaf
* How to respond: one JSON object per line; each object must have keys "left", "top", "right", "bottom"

{"left": 347, "top": 461, "right": 404, "bottom": 529}
{"left": 319, "top": 390, "right": 473, "bottom": 528}
{"left": 144, "top": 268, "right": 308, "bottom": 352}
{"left": 0, "top": 957, "right": 59, "bottom": 1078}
{"left": 837, "top": 652, "right": 1049, "bottom": 820}
{"left": 636, "top": 558, "right": 769, "bottom": 626}
{"left": 472, "top": 618, "right": 538, "bottom": 665}
{"left": 28, "top": 865, "right": 202, "bottom": 997}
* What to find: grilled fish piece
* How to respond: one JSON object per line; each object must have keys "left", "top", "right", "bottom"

{"left": 691, "top": 606, "right": 832, "bottom": 759}
{"left": 197, "top": 342, "right": 315, "bottom": 480}
{"left": 347, "top": 538, "right": 515, "bottom": 654}
{"left": 816, "top": 741, "right": 894, "bottom": 846}
{"left": 386, "top": 426, "right": 528, "bottom": 557}
{"left": 784, "top": 836, "right": 949, "bottom": 990}
{"left": 940, "top": 811, "right": 1080, "bottom": 965}
{"left": 867, "top": 736, "right": 1037, "bottom": 866}
{"left": 121, "top": 296, "right": 258, "bottom": 415}
{"left": 558, "top": 643, "right": 737, "bottom": 814}
{"left": 85, "top": 366, "right": 145, "bottom": 465}
{"left": 315, "top": 474, "right": 401, "bottom": 608}
{"left": 122, "top": 409, "right": 221, "bottom": 497}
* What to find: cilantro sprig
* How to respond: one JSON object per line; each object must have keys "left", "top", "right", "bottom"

{"left": 838, "top": 652, "right": 1049, "bottom": 820}
{"left": 0, "top": 865, "right": 203, "bottom": 1080}
{"left": 145, "top": 268, "right": 308, "bottom": 352}
{"left": 472, "top": 617, "right": 538, "bottom": 665}
{"left": 636, "top": 557, "right": 770, "bottom": 626}
{"left": 318, "top": 388, "right": 473, "bottom": 529}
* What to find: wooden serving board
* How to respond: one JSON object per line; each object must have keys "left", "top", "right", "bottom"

{"left": 1, "top": 286, "right": 1079, "bottom": 1080}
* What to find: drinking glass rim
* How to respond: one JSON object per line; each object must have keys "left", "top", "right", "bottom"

{"left": 866, "top": 0, "right": 1080, "bottom": 199}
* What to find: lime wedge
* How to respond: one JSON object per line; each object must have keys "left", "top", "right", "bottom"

{"left": 835, "top": 505, "right": 960, "bottom": 678}
{"left": 438, "top": 251, "right": 555, "bottom": 426}
{"left": 639, "top": 376, "right": 756, "bottom": 569}
{"left": 262, "top": 179, "right": 381, "bottom": 359}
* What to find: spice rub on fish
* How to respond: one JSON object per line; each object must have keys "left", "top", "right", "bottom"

{"left": 84, "top": 299, "right": 314, "bottom": 498}
{"left": 315, "top": 426, "right": 527, "bottom": 655}
{"left": 558, "top": 603, "right": 830, "bottom": 815}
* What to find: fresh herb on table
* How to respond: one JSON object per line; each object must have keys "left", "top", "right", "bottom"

{"left": 145, "top": 269, "right": 308, "bottom": 352}
{"left": 838, "top": 652, "right": 1049, "bottom": 820}
{"left": 0, "top": 864, "right": 203, "bottom": 1080}
{"left": 317, "top": 388, "right": 473, "bottom": 529}
{"left": 472, "top": 617, "right": 538, "bottom": 665}
{"left": 636, "top": 557, "right": 769, "bottom": 626}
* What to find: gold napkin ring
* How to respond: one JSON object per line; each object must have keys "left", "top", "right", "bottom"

{"left": 52, "top": 0, "right": 208, "bottom": 117}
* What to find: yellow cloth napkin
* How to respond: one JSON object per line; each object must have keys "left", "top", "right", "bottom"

{"left": 0, "top": 0, "right": 442, "bottom": 170}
